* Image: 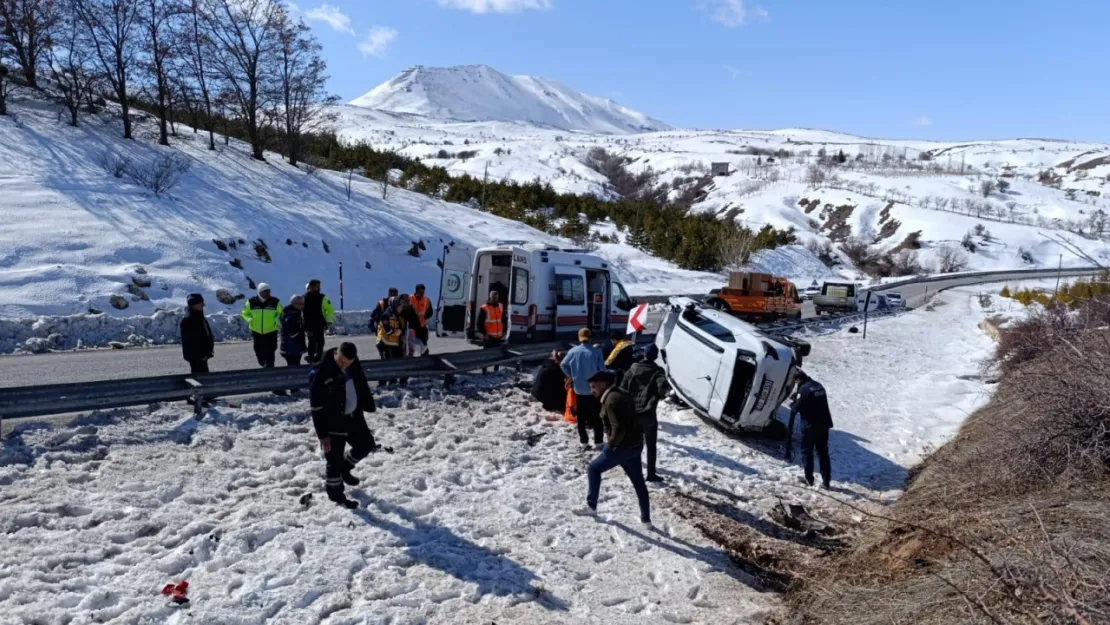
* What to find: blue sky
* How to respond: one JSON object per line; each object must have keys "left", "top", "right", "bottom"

{"left": 296, "top": 0, "right": 1110, "bottom": 142}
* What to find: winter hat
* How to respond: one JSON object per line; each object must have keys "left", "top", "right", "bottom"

{"left": 186, "top": 293, "right": 204, "bottom": 307}
{"left": 257, "top": 282, "right": 272, "bottom": 293}
{"left": 644, "top": 344, "right": 660, "bottom": 362}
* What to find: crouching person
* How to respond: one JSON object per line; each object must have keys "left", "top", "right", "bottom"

{"left": 309, "top": 342, "right": 378, "bottom": 509}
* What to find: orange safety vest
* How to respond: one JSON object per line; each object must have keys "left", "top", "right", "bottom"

{"left": 411, "top": 295, "right": 430, "bottom": 328}
{"left": 481, "top": 303, "right": 504, "bottom": 339}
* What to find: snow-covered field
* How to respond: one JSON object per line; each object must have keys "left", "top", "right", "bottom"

{"left": 0, "top": 91, "right": 721, "bottom": 320}
{"left": 0, "top": 288, "right": 1004, "bottom": 623}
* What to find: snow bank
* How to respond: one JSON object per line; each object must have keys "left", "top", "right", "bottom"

{"left": 0, "top": 309, "right": 375, "bottom": 355}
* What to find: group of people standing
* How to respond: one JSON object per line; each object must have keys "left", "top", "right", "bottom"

{"left": 530, "top": 328, "right": 669, "bottom": 527}
{"left": 179, "top": 280, "right": 336, "bottom": 382}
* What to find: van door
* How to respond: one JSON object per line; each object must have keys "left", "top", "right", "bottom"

{"left": 665, "top": 313, "right": 720, "bottom": 414}
{"left": 553, "top": 266, "right": 588, "bottom": 338}
{"left": 707, "top": 353, "right": 735, "bottom": 420}
{"left": 508, "top": 252, "right": 533, "bottom": 342}
{"left": 610, "top": 280, "right": 633, "bottom": 331}
{"left": 436, "top": 244, "right": 474, "bottom": 338}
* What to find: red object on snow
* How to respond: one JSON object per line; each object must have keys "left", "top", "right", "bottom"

{"left": 161, "top": 584, "right": 175, "bottom": 596}
{"left": 162, "top": 580, "right": 190, "bottom": 604}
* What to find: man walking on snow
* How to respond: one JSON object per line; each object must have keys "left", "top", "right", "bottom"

{"left": 310, "top": 342, "right": 379, "bottom": 509}
{"left": 561, "top": 328, "right": 606, "bottom": 448}
{"left": 409, "top": 284, "right": 434, "bottom": 355}
{"left": 574, "top": 370, "right": 651, "bottom": 528}
{"left": 621, "top": 344, "right": 669, "bottom": 482}
{"left": 784, "top": 370, "right": 834, "bottom": 489}
{"left": 242, "top": 283, "right": 282, "bottom": 368}
{"left": 180, "top": 293, "right": 214, "bottom": 375}
{"left": 302, "top": 279, "right": 334, "bottom": 364}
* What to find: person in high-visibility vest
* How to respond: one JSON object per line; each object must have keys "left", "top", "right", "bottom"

{"left": 241, "top": 283, "right": 282, "bottom": 368}
{"left": 476, "top": 290, "right": 508, "bottom": 374}
{"left": 410, "top": 283, "right": 434, "bottom": 354}
{"left": 376, "top": 296, "right": 406, "bottom": 385}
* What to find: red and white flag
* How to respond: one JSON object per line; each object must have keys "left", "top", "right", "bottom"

{"left": 627, "top": 303, "right": 648, "bottom": 335}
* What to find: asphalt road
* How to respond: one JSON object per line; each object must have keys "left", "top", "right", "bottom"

{"left": 0, "top": 267, "right": 1095, "bottom": 390}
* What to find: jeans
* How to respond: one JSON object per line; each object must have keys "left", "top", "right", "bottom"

{"left": 576, "top": 394, "right": 603, "bottom": 445}
{"left": 587, "top": 445, "right": 650, "bottom": 523}
{"left": 802, "top": 424, "right": 831, "bottom": 487}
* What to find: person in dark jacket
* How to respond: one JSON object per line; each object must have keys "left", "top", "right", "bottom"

{"left": 621, "top": 344, "right": 669, "bottom": 482}
{"left": 280, "top": 295, "right": 307, "bottom": 367}
{"left": 573, "top": 370, "right": 651, "bottom": 527}
{"left": 784, "top": 370, "right": 834, "bottom": 488}
{"left": 531, "top": 350, "right": 567, "bottom": 412}
{"left": 302, "top": 279, "right": 335, "bottom": 364}
{"left": 180, "top": 293, "right": 214, "bottom": 374}
{"left": 309, "top": 343, "right": 379, "bottom": 509}
{"left": 369, "top": 287, "right": 399, "bottom": 335}
{"left": 605, "top": 330, "right": 636, "bottom": 385}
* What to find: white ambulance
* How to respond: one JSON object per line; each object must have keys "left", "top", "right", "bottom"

{"left": 435, "top": 241, "right": 638, "bottom": 344}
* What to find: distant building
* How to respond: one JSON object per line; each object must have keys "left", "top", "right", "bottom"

{"left": 711, "top": 162, "right": 731, "bottom": 176}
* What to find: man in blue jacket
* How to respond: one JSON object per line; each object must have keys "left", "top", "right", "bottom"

{"left": 561, "top": 328, "right": 607, "bottom": 448}
{"left": 785, "top": 370, "right": 834, "bottom": 489}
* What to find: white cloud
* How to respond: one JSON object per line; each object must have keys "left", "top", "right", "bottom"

{"left": 436, "top": 0, "right": 552, "bottom": 14}
{"left": 911, "top": 116, "right": 933, "bottom": 127}
{"left": 358, "top": 26, "right": 398, "bottom": 57}
{"left": 722, "top": 64, "right": 748, "bottom": 80}
{"left": 696, "top": 0, "right": 768, "bottom": 27}
{"left": 304, "top": 4, "right": 354, "bottom": 34}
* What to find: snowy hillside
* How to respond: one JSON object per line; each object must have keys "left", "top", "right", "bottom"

{"left": 0, "top": 92, "right": 717, "bottom": 319}
{"left": 349, "top": 65, "right": 670, "bottom": 134}
{"left": 335, "top": 103, "right": 1110, "bottom": 274}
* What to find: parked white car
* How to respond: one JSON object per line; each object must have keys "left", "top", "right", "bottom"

{"left": 884, "top": 292, "right": 905, "bottom": 307}
{"left": 654, "top": 298, "right": 810, "bottom": 434}
{"left": 802, "top": 284, "right": 821, "bottom": 300}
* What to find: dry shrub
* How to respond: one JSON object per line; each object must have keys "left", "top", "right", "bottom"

{"left": 791, "top": 296, "right": 1110, "bottom": 625}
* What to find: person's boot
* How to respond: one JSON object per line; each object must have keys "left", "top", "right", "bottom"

{"left": 327, "top": 488, "right": 358, "bottom": 509}
{"left": 646, "top": 474, "right": 664, "bottom": 483}
{"left": 342, "top": 471, "right": 360, "bottom": 486}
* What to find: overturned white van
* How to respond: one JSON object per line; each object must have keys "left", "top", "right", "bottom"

{"left": 655, "top": 297, "right": 810, "bottom": 433}
{"left": 436, "top": 241, "right": 637, "bottom": 344}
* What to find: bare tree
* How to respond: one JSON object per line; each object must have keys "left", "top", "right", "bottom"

{"left": 980, "top": 179, "right": 996, "bottom": 198}
{"left": 174, "top": 0, "right": 213, "bottom": 149}
{"left": 805, "top": 164, "right": 826, "bottom": 189}
{"left": 138, "top": 0, "right": 181, "bottom": 145}
{"left": 44, "top": 8, "right": 93, "bottom": 126}
{"left": 201, "top": 0, "right": 281, "bottom": 160}
{"left": 937, "top": 244, "right": 969, "bottom": 273}
{"left": 273, "top": 10, "right": 332, "bottom": 167}
{"left": 0, "top": 62, "right": 9, "bottom": 114}
{"left": 716, "top": 224, "right": 754, "bottom": 272}
{"left": 72, "top": 0, "right": 142, "bottom": 139}
{"left": 380, "top": 151, "right": 393, "bottom": 199}
{"left": 344, "top": 166, "right": 353, "bottom": 200}
{"left": 0, "top": 0, "right": 59, "bottom": 87}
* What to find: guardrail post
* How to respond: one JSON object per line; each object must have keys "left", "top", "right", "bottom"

{"left": 185, "top": 378, "right": 205, "bottom": 418}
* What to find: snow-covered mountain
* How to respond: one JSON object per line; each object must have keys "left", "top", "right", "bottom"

{"left": 349, "top": 65, "right": 670, "bottom": 134}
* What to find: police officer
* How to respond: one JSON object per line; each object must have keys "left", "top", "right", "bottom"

{"left": 784, "top": 370, "right": 834, "bottom": 489}
{"left": 241, "top": 283, "right": 282, "bottom": 368}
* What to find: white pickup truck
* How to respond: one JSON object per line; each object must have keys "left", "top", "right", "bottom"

{"left": 654, "top": 297, "right": 810, "bottom": 435}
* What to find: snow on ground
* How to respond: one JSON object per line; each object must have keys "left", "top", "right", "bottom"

{"left": 0, "top": 287, "right": 1006, "bottom": 623}
{"left": 0, "top": 92, "right": 716, "bottom": 320}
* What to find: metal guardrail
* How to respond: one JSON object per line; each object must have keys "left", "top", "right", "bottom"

{"left": 0, "top": 341, "right": 569, "bottom": 423}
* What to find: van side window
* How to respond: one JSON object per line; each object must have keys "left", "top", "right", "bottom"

{"left": 685, "top": 310, "right": 736, "bottom": 343}
{"left": 555, "top": 274, "right": 585, "bottom": 306}
{"left": 512, "top": 267, "right": 529, "bottom": 305}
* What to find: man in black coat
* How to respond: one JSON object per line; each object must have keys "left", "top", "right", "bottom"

{"left": 180, "top": 293, "right": 214, "bottom": 374}
{"left": 621, "top": 344, "right": 669, "bottom": 482}
{"left": 302, "top": 279, "right": 335, "bottom": 364}
{"left": 784, "top": 370, "right": 834, "bottom": 488}
{"left": 531, "top": 350, "right": 567, "bottom": 413}
{"left": 309, "top": 343, "right": 379, "bottom": 509}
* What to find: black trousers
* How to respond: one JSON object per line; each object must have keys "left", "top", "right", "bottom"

{"left": 188, "top": 359, "right": 210, "bottom": 374}
{"left": 377, "top": 343, "right": 405, "bottom": 385}
{"left": 802, "top": 424, "right": 832, "bottom": 487}
{"left": 576, "top": 393, "right": 603, "bottom": 445}
{"left": 251, "top": 332, "right": 277, "bottom": 367}
{"left": 324, "top": 411, "right": 376, "bottom": 496}
{"left": 282, "top": 355, "right": 300, "bottom": 367}
{"left": 305, "top": 329, "right": 326, "bottom": 363}
{"left": 641, "top": 417, "right": 659, "bottom": 478}
{"left": 414, "top": 326, "right": 430, "bottom": 348}
{"left": 482, "top": 336, "right": 502, "bottom": 373}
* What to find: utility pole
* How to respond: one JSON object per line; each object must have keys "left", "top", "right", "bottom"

{"left": 338, "top": 262, "right": 345, "bottom": 311}
{"left": 480, "top": 161, "right": 489, "bottom": 211}
{"left": 1054, "top": 254, "right": 1062, "bottom": 298}
{"left": 863, "top": 291, "right": 872, "bottom": 340}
